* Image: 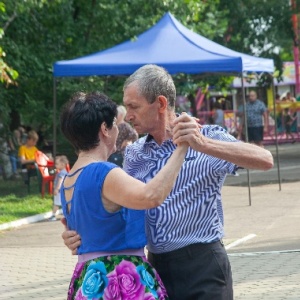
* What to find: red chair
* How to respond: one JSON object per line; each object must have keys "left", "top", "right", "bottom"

{"left": 34, "top": 151, "right": 55, "bottom": 198}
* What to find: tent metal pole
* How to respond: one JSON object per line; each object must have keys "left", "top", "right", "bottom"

{"left": 241, "top": 73, "right": 252, "bottom": 206}
{"left": 271, "top": 77, "right": 282, "bottom": 191}
{"left": 53, "top": 77, "right": 57, "bottom": 159}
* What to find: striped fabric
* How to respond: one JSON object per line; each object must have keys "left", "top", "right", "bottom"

{"left": 124, "top": 125, "right": 239, "bottom": 254}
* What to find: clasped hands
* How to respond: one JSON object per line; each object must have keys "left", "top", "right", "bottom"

{"left": 172, "top": 112, "right": 203, "bottom": 150}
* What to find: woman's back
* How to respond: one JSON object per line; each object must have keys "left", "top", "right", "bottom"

{"left": 61, "top": 162, "right": 146, "bottom": 255}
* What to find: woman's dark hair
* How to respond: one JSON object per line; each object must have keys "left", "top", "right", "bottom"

{"left": 60, "top": 91, "right": 117, "bottom": 151}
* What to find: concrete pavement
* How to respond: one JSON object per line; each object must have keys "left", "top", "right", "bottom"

{"left": 0, "top": 181, "right": 299, "bottom": 299}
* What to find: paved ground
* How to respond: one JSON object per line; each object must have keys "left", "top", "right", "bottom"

{"left": 0, "top": 181, "right": 299, "bottom": 299}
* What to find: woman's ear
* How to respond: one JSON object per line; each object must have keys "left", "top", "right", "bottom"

{"left": 100, "top": 122, "right": 109, "bottom": 137}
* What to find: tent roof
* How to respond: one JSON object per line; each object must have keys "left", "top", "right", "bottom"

{"left": 53, "top": 12, "right": 274, "bottom": 77}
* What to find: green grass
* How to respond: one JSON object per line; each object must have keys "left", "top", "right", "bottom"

{"left": 0, "top": 177, "right": 53, "bottom": 224}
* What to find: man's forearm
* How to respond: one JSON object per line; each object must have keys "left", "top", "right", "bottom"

{"left": 199, "top": 138, "right": 273, "bottom": 171}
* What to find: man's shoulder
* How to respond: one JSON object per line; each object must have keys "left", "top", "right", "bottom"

{"left": 201, "top": 124, "right": 237, "bottom": 142}
{"left": 126, "top": 135, "right": 147, "bottom": 152}
{"left": 201, "top": 124, "right": 226, "bottom": 135}
{"left": 256, "top": 99, "right": 266, "bottom": 105}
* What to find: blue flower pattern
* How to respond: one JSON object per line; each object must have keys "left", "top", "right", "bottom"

{"left": 82, "top": 261, "right": 108, "bottom": 299}
{"left": 137, "top": 265, "right": 158, "bottom": 298}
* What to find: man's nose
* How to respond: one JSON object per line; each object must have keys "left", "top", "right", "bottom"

{"left": 125, "top": 113, "right": 132, "bottom": 122}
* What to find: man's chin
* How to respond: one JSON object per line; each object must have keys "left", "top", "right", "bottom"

{"left": 133, "top": 126, "right": 145, "bottom": 135}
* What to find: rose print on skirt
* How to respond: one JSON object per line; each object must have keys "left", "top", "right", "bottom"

{"left": 67, "top": 255, "right": 169, "bottom": 300}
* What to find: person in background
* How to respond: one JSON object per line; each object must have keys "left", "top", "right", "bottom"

{"left": 108, "top": 105, "right": 138, "bottom": 167}
{"left": 282, "top": 107, "right": 296, "bottom": 143}
{"left": 49, "top": 155, "right": 69, "bottom": 221}
{"left": 18, "top": 130, "right": 39, "bottom": 184}
{"left": 0, "top": 121, "right": 14, "bottom": 180}
{"left": 238, "top": 90, "right": 268, "bottom": 147}
{"left": 275, "top": 94, "right": 282, "bottom": 104}
{"left": 62, "top": 65, "right": 274, "bottom": 300}
{"left": 213, "top": 101, "right": 225, "bottom": 127}
{"left": 286, "top": 92, "right": 296, "bottom": 103}
{"left": 59, "top": 91, "right": 188, "bottom": 299}
{"left": 13, "top": 125, "right": 27, "bottom": 146}
{"left": 7, "top": 126, "right": 23, "bottom": 179}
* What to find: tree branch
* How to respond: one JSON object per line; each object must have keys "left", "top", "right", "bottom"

{"left": 3, "top": 11, "right": 17, "bottom": 32}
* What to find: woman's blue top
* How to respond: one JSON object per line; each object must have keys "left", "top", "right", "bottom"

{"left": 61, "top": 162, "right": 146, "bottom": 255}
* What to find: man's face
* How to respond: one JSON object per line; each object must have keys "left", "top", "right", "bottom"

{"left": 123, "top": 83, "right": 160, "bottom": 135}
{"left": 249, "top": 92, "right": 257, "bottom": 102}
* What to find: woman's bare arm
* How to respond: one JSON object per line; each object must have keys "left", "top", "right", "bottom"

{"left": 103, "top": 144, "right": 188, "bottom": 210}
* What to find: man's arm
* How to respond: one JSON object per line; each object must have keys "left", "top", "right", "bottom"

{"left": 61, "top": 218, "right": 81, "bottom": 255}
{"left": 172, "top": 114, "right": 273, "bottom": 171}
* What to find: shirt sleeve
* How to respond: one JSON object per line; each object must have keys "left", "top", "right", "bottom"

{"left": 18, "top": 145, "right": 25, "bottom": 158}
{"left": 201, "top": 125, "right": 240, "bottom": 174}
{"left": 123, "top": 145, "right": 134, "bottom": 176}
{"left": 123, "top": 138, "right": 146, "bottom": 179}
{"left": 260, "top": 101, "right": 267, "bottom": 113}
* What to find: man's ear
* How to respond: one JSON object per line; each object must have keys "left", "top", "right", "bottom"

{"left": 157, "top": 95, "right": 168, "bottom": 113}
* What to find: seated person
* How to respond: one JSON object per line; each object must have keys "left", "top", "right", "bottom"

{"left": 18, "top": 130, "right": 39, "bottom": 184}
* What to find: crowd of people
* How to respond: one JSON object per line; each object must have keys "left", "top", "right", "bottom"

{"left": 209, "top": 90, "right": 298, "bottom": 146}
{"left": 0, "top": 124, "right": 34, "bottom": 181}
{"left": 0, "top": 120, "right": 61, "bottom": 173}
{"left": 275, "top": 92, "right": 298, "bottom": 143}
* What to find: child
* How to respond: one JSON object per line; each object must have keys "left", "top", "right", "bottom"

{"left": 283, "top": 108, "right": 296, "bottom": 143}
{"left": 49, "top": 155, "right": 69, "bottom": 221}
{"left": 18, "top": 130, "right": 39, "bottom": 184}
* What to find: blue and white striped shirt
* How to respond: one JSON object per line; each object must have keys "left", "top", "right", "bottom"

{"left": 124, "top": 125, "right": 239, "bottom": 254}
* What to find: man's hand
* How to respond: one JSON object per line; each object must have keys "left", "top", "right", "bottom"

{"left": 61, "top": 218, "right": 81, "bottom": 255}
{"left": 172, "top": 113, "right": 205, "bottom": 151}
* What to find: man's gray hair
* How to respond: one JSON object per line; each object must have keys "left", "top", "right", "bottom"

{"left": 123, "top": 64, "right": 176, "bottom": 108}
{"left": 117, "top": 105, "right": 127, "bottom": 118}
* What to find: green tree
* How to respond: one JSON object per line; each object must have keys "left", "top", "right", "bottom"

{"left": 217, "top": 0, "right": 300, "bottom": 76}
{"left": 0, "top": 0, "right": 228, "bottom": 129}
{"left": 0, "top": 0, "right": 298, "bottom": 136}
{"left": 0, "top": 1, "right": 18, "bottom": 86}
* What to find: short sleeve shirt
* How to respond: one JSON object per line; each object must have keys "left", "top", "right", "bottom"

{"left": 239, "top": 100, "right": 267, "bottom": 127}
{"left": 124, "top": 125, "right": 239, "bottom": 254}
{"left": 18, "top": 145, "right": 38, "bottom": 160}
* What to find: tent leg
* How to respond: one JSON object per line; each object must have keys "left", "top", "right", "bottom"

{"left": 53, "top": 78, "right": 57, "bottom": 158}
{"left": 241, "top": 74, "right": 252, "bottom": 206}
{"left": 271, "top": 78, "right": 282, "bottom": 191}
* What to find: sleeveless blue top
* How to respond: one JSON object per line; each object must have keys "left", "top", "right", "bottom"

{"left": 61, "top": 162, "right": 146, "bottom": 255}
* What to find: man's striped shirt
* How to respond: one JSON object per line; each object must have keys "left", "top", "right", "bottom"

{"left": 124, "top": 125, "right": 239, "bottom": 254}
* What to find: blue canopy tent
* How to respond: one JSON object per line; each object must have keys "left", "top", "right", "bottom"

{"left": 53, "top": 12, "right": 280, "bottom": 200}
{"left": 53, "top": 12, "right": 274, "bottom": 76}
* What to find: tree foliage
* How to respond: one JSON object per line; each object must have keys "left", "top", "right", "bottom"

{"left": 0, "top": 1, "right": 18, "bottom": 86}
{"left": 0, "top": 0, "right": 298, "bottom": 134}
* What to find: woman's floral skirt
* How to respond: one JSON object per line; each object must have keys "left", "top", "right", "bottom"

{"left": 68, "top": 255, "right": 169, "bottom": 299}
